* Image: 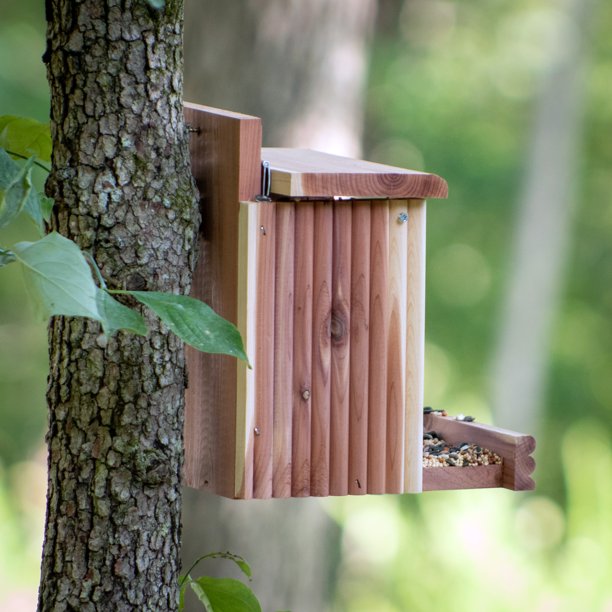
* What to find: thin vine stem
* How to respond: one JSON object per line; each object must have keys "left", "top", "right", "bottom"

{"left": 5, "top": 149, "right": 51, "bottom": 173}
{"left": 179, "top": 553, "right": 219, "bottom": 588}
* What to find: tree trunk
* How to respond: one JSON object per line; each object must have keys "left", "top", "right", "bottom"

{"left": 184, "top": 0, "right": 376, "bottom": 156}
{"left": 180, "top": 2, "right": 373, "bottom": 610}
{"left": 490, "top": 0, "right": 594, "bottom": 434}
{"left": 38, "top": 1, "right": 198, "bottom": 609}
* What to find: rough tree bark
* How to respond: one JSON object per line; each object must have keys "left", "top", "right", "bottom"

{"left": 39, "top": 1, "right": 198, "bottom": 609}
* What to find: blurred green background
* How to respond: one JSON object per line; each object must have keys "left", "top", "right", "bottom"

{"left": 1, "top": 0, "right": 611, "bottom": 610}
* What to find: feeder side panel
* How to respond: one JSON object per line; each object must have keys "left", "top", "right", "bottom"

{"left": 234, "top": 202, "right": 259, "bottom": 498}
{"left": 183, "top": 103, "right": 261, "bottom": 496}
{"left": 253, "top": 203, "right": 277, "bottom": 499}
{"left": 272, "top": 202, "right": 295, "bottom": 498}
{"left": 292, "top": 203, "right": 315, "bottom": 497}
{"left": 330, "top": 201, "right": 352, "bottom": 496}
{"left": 386, "top": 200, "right": 409, "bottom": 493}
{"left": 368, "top": 203, "right": 390, "bottom": 494}
{"left": 404, "top": 199, "right": 426, "bottom": 493}
{"left": 311, "top": 202, "right": 333, "bottom": 496}
{"left": 348, "top": 202, "right": 371, "bottom": 495}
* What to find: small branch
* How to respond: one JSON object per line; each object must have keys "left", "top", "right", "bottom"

{"left": 5, "top": 149, "right": 51, "bottom": 173}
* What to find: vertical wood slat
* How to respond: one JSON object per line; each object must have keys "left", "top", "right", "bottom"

{"left": 330, "top": 201, "right": 352, "bottom": 496}
{"left": 348, "top": 202, "right": 371, "bottom": 495}
{"left": 183, "top": 103, "right": 261, "bottom": 497}
{"left": 291, "top": 203, "right": 314, "bottom": 496}
{"left": 253, "top": 203, "right": 276, "bottom": 499}
{"left": 234, "top": 202, "right": 259, "bottom": 498}
{"left": 367, "top": 202, "right": 389, "bottom": 494}
{"left": 386, "top": 200, "right": 409, "bottom": 493}
{"left": 273, "top": 202, "right": 295, "bottom": 497}
{"left": 311, "top": 201, "right": 333, "bottom": 496}
{"left": 404, "top": 199, "right": 426, "bottom": 493}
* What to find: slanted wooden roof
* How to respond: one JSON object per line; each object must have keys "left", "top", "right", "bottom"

{"left": 262, "top": 148, "right": 448, "bottom": 199}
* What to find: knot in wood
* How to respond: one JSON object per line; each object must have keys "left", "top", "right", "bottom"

{"left": 330, "top": 312, "right": 347, "bottom": 343}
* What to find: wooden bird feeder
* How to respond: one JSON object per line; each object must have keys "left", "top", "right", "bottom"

{"left": 183, "top": 102, "right": 536, "bottom": 499}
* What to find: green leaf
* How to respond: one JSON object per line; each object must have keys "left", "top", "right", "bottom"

{"left": 39, "top": 195, "right": 54, "bottom": 222}
{"left": 118, "top": 291, "right": 249, "bottom": 363}
{"left": 190, "top": 577, "right": 261, "bottom": 612}
{"left": 214, "top": 552, "right": 252, "bottom": 580}
{"left": 231, "top": 557, "right": 252, "bottom": 580}
{"left": 179, "top": 577, "right": 189, "bottom": 612}
{"left": 145, "top": 0, "right": 166, "bottom": 9}
{"left": 190, "top": 578, "right": 214, "bottom": 612}
{"left": 12, "top": 232, "right": 102, "bottom": 321}
{"left": 96, "top": 289, "right": 148, "bottom": 337}
{"left": 0, "top": 247, "right": 16, "bottom": 268}
{"left": 0, "top": 116, "right": 51, "bottom": 162}
{"left": 0, "top": 150, "right": 34, "bottom": 229}
{"left": 22, "top": 191, "right": 45, "bottom": 234}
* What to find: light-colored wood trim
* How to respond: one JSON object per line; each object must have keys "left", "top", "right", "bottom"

{"left": 273, "top": 202, "right": 295, "bottom": 497}
{"left": 367, "top": 202, "right": 389, "bottom": 494}
{"left": 252, "top": 203, "right": 276, "bottom": 499}
{"left": 311, "top": 201, "right": 333, "bottom": 496}
{"left": 292, "top": 203, "right": 314, "bottom": 496}
{"left": 330, "top": 201, "right": 352, "bottom": 496}
{"left": 423, "top": 414, "right": 536, "bottom": 491}
{"left": 403, "top": 199, "right": 426, "bottom": 493}
{"left": 262, "top": 148, "right": 448, "bottom": 200}
{"left": 386, "top": 200, "right": 408, "bottom": 493}
{"left": 348, "top": 202, "right": 371, "bottom": 495}
{"left": 184, "top": 101, "right": 260, "bottom": 122}
{"left": 234, "top": 202, "right": 258, "bottom": 498}
{"left": 183, "top": 103, "right": 262, "bottom": 497}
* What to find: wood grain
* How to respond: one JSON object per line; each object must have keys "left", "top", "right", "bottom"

{"left": 311, "top": 201, "right": 333, "bottom": 496}
{"left": 234, "top": 202, "right": 258, "bottom": 498}
{"left": 385, "top": 200, "right": 408, "bottom": 493}
{"left": 404, "top": 199, "right": 426, "bottom": 493}
{"left": 262, "top": 148, "right": 448, "bottom": 199}
{"left": 183, "top": 102, "right": 261, "bottom": 497}
{"left": 348, "top": 202, "right": 371, "bottom": 495}
{"left": 423, "top": 465, "right": 503, "bottom": 491}
{"left": 367, "top": 202, "right": 389, "bottom": 494}
{"left": 273, "top": 202, "right": 295, "bottom": 497}
{"left": 330, "top": 201, "right": 352, "bottom": 496}
{"left": 291, "top": 202, "right": 314, "bottom": 496}
{"left": 252, "top": 203, "right": 276, "bottom": 499}
{"left": 423, "top": 414, "right": 536, "bottom": 491}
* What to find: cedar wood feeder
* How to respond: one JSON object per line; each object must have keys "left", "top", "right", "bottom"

{"left": 183, "top": 102, "right": 536, "bottom": 499}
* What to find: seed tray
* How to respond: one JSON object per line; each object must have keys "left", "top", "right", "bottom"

{"left": 422, "top": 413, "right": 536, "bottom": 491}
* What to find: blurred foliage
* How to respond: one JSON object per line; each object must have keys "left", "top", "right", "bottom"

{"left": 0, "top": 2, "right": 49, "bottom": 470}
{"left": 328, "top": 419, "right": 612, "bottom": 611}
{"left": 1, "top": 0, "right": 611, "bottom": 610}
{"left": 365, "top": 0, "right": 612, "bottom": 506}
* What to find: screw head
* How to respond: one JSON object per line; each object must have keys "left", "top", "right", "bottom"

{"left": 397, "top": 212, "right": 409, "bottom": 224}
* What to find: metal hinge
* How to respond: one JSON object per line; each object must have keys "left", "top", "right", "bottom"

{"left": 256, "top": 161, "right": 271, "bottom": 201}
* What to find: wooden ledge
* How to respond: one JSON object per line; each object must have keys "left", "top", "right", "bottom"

{"left": 263, "top": 148, "right": 449, "bottom": 200}
{"left": 424, "top": 464, "right": 503, "bottom": 491}
{"left": 422, "top": 414, "right": 536, "bottom": 492}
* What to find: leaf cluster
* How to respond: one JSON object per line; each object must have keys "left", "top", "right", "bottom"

{"left": 0, "top": 115, "right": 248, "bottom": 363}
